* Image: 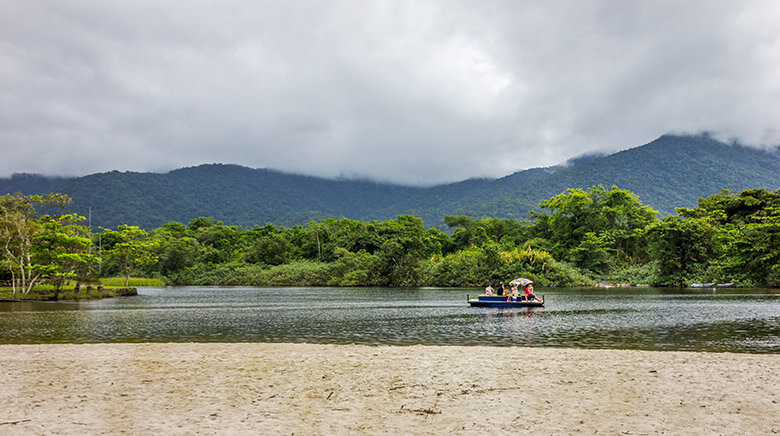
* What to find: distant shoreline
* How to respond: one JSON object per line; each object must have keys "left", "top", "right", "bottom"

{"left": 0, "top": 343, "right": 777, "bottom": 435}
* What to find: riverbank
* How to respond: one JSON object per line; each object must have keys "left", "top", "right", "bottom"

{"left": 0, "top": 287, "right": 137, "bottom": 301}
{"left": 0, "top": 344, "right": 777, "bottom": 434}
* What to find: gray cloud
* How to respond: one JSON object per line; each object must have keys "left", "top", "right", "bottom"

{"left": 1, "top": 1, "right": 778, "bottom": 185}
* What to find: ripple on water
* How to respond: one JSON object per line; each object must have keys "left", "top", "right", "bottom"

{"left": 0, "top": 287, "right": 778, "bottom": 352}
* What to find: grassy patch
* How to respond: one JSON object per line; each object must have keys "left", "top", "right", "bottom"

{"left": 99, "top": 277, "right": 165, "bottom": 287}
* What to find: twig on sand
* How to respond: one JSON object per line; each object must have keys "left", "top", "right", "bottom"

{"left": 389, "top": 383, "right": 425, "bottom": 391}
{"left": 459, "top": 386, "right": 522, "bottom": 395}
{"left": 1, "top": 419, "right": 32, "bottom": 425}
{"left": 399, "top": 405, "right": 441, "bottom": 416}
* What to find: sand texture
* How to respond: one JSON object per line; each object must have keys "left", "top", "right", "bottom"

{"left": 0, "top": 343, "right": 778, "bottom": 435}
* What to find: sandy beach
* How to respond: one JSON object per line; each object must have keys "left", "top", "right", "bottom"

{"left": 0, "top": 343, "right": 777, "bottom": 435}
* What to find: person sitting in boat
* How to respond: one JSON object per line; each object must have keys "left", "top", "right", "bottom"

{"left": 508, "top": 283, "right": 519, "bottom": 302}
{"left": 524, "top": 284, "right": 542, "bottom": 303}
{"left": 496, "top": 282, "right": 504, "bottom": 296}
{"left": 485, "top": 284, "right": 495, "bottom": 296}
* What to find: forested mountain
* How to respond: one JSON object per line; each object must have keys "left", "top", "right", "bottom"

{"left": 0, "top": 173, "right": 70, "bottom": 197}
{"left": 394, "top": 134, "right": 780, "bottom": 226}
{"left": 2, "top": 134, "right": 779, "bottom": 230}
{"left": 458, "top": 134, "right": 780, "bottom": 220}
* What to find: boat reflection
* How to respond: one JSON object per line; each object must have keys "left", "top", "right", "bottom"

{"left": 481, "top": 306, "right": 541, "bottom": 346}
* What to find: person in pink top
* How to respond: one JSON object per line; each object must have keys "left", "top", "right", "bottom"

{"left": 524, "top": 284, "right": 542, "bottom": 303}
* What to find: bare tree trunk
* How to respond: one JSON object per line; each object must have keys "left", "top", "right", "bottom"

{"left": 18, "top": 260, "right": 27, "bottom": 294}
{"left": 9, "top": 267, "right": 16, "bottom": 297}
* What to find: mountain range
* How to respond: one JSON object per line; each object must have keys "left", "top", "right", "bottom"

{"left": 2, "top": 134, "right": 779, "bottom": 230}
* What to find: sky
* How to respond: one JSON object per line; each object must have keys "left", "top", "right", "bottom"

{"left": 1, "top": 1, "right": 779, "bottom": 186}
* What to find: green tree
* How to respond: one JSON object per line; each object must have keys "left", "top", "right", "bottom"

{"left": 374, "top": 215, "right": 428, "bottom": 286}
{"left": 41, "top": 192, "right": 73, "bottom": 216}
{"left": 327, "top": 247, "right": 376, "bottom": 286}
{"left": 683, "top": 189, "right": 780, "bottom": 286}
{"left": 246, "top": 232, "right": 294, "bottom": 266}
{"left": 444, "top": 215, "right": 528, "bottom": 251}
{"left": 0, "top": 194, "right": 41, "bottom": 295}
{"left": 533, "top": 185, "right": 657, "bottom": 274}
{"left": 646, "top": 216, "right": 715, "bottom": 286}
{"left": 102, "top": 225, "right": 159, "bottom": 286}
{"left": 192, "top": 221, "right": 242, "bottom": 264}
{"left": 146, "top": 222, "right": 198, "bottom": 283}
{"left": 188, "top": 216, "right": 219, "bottom": 232}
{"left": 33, "top": 213, "right": 98, "bottom": 299}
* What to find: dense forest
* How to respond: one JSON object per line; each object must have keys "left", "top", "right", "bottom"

{"left": 2, "top": 186, "right": 778, "bottom": 294}
{"left": 3, "top": 134, "right": 780, "bottom": 231}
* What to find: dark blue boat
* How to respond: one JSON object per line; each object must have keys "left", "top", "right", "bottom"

{"left": 468, "top": 294, "right": 544, "bottom": 308}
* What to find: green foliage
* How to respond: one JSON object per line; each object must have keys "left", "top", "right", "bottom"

{"left": 0, "top": 193, "right": 40, "bottom": 295}
{"left": 103, "top": 187, "right": 780, "bottom": 288}
{"left": 606, "top": 261, "right": 661, "bottom": 285}
{"left": 246, "top": 233, "right": 295, "bottom": 265}
{"left": 7, "top": 135, "right": 780, "bottom": 232}
{"left": 646, "top": 216, "right": 716, "bottom": 286}
{"left": 701, "top": 189, "right": 780, "bottom": 287}
{"left": 34, "top": 213, "right": 98, "bottom": 295}
{"left": 464, "top": 134, "right": 780, "bottom": 222}
{"left": 532, "top": 185, "right": 657, "bottom": 274}
{"left": 5, "top": 185, "right": 780, "bottom": 290}
{"left": 101, "top": 225, "right": 159, "bottom": 286}
{"left": 444, "top": 215, "right": 530, "bottom": 251}
{"left": 420, "top": 245, "right": 593, "bottom": 287}
{"left": 185, "top": 262, "right": 331, "bottom": 287}
{"left": 100, "top": 276, "right": 165, "bottom": 287}
{"left": 327, "top": 248, "right": 376, "bottom": 286}
{"left": 0, "top": 193, "right": 98, "bottom": 297}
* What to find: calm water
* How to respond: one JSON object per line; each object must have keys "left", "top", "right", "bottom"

{"left": 1, "top": 287, "right": 778, "bottom": 353}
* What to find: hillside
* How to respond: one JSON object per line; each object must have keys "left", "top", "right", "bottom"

{"left": 2, "top": 134, "right": 779, "bottom": 230}
{"left": 52, "top": 165, "right": 426, "bottom": 229}
{"left": 0, "top": 173, "right": 71, "bottom": 197}
{"left": 458, "top": 134, "right": 780, "bottom": 219}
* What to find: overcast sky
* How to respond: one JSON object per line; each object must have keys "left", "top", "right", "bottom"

{"left": 1, "top": 1, "right": 779, "bottom": 185}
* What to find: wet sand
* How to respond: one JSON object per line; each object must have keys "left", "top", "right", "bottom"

{"left": 0, "top": 343, "right": 778, "bottom": 435}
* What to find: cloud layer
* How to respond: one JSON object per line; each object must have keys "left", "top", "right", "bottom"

{"left": 1, "top": 1, "right": 778, "bottom": 185}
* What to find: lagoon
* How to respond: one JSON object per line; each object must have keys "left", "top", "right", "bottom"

{"left": 0, "top": 286, "right": 778, "bottom": 353}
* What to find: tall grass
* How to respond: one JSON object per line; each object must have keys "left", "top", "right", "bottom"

{"left": 100, "top": 277, "right": 165, "bottom": 287}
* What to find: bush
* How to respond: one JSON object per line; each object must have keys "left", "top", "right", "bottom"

{"left": 420, "top": 246, "right": 595, "bottom": 287}
{"left": 606, "top": 261, "right": 660, "bottom": 286}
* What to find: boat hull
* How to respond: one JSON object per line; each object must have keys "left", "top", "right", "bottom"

{"left": 468, "top": 294, "right": 544, "bottom": 308}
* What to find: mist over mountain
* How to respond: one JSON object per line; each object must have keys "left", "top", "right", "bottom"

{"left": 458, "top": 134, "right": 780, "bottom": 221}
{"left": 2, "top": 134, "right": 779, "bottom": 230}
{"left": 0, "top": 173, "right": 71, "bottom": 197}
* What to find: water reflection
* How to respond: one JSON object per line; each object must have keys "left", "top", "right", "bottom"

{"left": 0, "top": 287, "right": 778, "bottom": 353}
{"left": 478, "top": 307, "right": 538, "bottom": 346}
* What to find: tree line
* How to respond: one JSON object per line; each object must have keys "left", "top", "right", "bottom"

{"left": 2, "top": 185, "right": 778, "bottom": 293}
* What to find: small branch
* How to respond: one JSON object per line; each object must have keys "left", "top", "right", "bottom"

{"left": 402, "top": 407, "right": 441, "bottom": 416}
{"left": 389, "top": 383, "right": 424, "bottom": 391}
{"left": 0, "top": 419, "right": 32, "bottom": 425}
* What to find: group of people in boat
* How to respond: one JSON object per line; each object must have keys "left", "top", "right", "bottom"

{"left": 484, "top": 281, "right": 542, "bottom": 303}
